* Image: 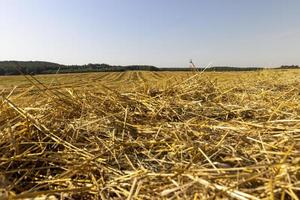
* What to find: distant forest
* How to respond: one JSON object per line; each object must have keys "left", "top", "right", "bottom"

{"left": 0, "top": 61, "right": 298, "bottom": 75}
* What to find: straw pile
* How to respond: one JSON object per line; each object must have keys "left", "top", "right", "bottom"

{"left": 0, "top": 70, "right": 299, "bottom": 199}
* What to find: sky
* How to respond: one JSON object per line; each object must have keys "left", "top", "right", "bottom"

{"left": 0, "top": 0, "right": 299, "bottom": 68}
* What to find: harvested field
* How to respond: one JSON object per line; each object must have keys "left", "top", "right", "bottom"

{"left": 0, "top": 70, "right": 300, "bottom": 199}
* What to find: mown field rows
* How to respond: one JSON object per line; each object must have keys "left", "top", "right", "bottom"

{"left": 0, "top": 70, "right": 300, "bottom": 199}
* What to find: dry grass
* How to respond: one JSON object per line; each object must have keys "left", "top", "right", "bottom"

{"left": 0, "top": 70, "right": 300, "bottom": 199}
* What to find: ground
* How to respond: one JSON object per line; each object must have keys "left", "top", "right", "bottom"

{"left": 0, "top": 70, "right": 299, "bottom": 199}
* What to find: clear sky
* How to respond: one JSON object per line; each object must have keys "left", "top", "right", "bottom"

{"left": 0, "top": 0, "right": 299, "bottom": 67}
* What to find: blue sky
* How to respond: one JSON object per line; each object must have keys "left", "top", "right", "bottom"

{"left": 0, "top": 0, "right": 299, "bottom": 67}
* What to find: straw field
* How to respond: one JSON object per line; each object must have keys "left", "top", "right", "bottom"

{"left": 0, "top": 70, "right": 300, "bottom": 199}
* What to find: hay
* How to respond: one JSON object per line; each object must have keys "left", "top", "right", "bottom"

{"left": 0, "top": 70, "right": 299, "bottom": 199}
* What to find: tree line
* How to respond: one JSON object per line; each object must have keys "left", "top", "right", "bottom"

{"left": 0, "top": 61, "right": 159, "bottom": 75}
{"left": 0, "top": 61, "right": 298, "bottom": 75}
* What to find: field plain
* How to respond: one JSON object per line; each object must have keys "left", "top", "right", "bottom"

{"left": 0, "top": 70, "right": 300, "bottom": 199}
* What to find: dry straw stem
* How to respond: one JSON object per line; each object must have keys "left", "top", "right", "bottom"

{"left": 0, "top": 70, "right": 300, "bottom": 199}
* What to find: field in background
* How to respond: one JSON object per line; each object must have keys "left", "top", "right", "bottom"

{"left": 0, "top": 70, "right": 300, "bottom": 199}
{"left": 2, "top": 69, "right": 299, "bottom": 92}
